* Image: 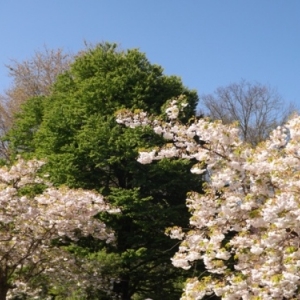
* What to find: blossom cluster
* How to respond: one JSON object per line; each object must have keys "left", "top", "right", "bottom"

{"left": 0, "top": 158, "right": 119, "bottom": 299}
{"left": 117, "top": 100, "right": 300, "bottom": 299}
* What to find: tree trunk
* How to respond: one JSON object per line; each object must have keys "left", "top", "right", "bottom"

{"left": 0, "top": 283, "right": 8, "bottom": 300}
{"left": 121, "top": 281, "right": 130, "bottom": 300}
{"left": 114, "top": 275, "right": 131, "bottom": 300}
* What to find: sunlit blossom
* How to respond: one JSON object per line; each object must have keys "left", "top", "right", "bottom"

{"left": 117, "top": 101, "right": 300, "bottom": 299}
{"left": 0, "top": 158, "right": 119, "bottom": 299}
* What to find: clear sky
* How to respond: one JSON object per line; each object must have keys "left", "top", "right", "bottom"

{"left": 0, "top": 1, "right": 299, "bottom": 108}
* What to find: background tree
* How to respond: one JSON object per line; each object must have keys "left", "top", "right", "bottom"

{"left": 199, "top": 79, "right": 296, "bottom": 145}
{"left": 0, "top": 47, "right": 73, "bottom": 159}
{"left": 7, "top": 43, "right": 202, "bottom": 299}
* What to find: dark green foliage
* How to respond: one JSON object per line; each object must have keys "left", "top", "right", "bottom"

{"left": 7, "top": 43, "right": 201, "bottom": 299}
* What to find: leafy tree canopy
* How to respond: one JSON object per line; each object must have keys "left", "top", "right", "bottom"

{"left": 9, "top": 42, "right": 198, "bottom": 187}
{"left": 7, "top": 43, "right": 201, "bottom": 299}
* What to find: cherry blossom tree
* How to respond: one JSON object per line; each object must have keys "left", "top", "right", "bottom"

{"left": 117, "top": 98, "right": 300, "bottom": 299}
{"left": 0, "top": 158, "right": 118, "bottom": 300}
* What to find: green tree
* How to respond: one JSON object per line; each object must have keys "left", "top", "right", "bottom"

{"left": 8, "top": 43, "right": 201, "bottom": 299}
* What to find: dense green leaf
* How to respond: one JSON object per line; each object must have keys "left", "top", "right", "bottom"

{"left": 7, "top": 42, "right": 201, "bottom": 299}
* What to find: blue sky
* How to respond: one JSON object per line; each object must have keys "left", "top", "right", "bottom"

{"left": 0, "top": 1, "right": 299, "bottom": 109}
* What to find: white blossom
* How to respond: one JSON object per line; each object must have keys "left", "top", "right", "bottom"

{"left": 0, "top": 158, "right": 119, "bottom": 299}
{"left": 117, "top": 104, "right": 300, "bottom": 299}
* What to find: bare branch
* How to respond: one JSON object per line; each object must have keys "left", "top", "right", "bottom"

{"left": 199, "top": 79, "right": 297, "bottom": 146}
{"left": 0, "top": 46, "right": 73, "bottom": 160}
